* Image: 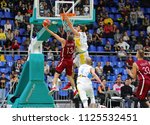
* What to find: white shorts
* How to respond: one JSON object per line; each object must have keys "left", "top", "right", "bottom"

{"left": 73, "top": 51, "right": 89, "bottom": 67}
{"left": 77, "top": 77, "right": 95, "bottom": 104}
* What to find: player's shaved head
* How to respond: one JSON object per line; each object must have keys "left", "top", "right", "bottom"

{"left": 137, "top": 49, "right": 144, "bottom": 58}
{"left": 86, "top": 57, "right": 92, "bottom": 65}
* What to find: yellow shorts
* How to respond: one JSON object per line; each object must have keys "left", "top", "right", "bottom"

{"left": 73, "top": 51, "right": 89, "bottom": 67}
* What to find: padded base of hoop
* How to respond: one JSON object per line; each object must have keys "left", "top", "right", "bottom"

{"left": 9, "top": 54, "right": 55, "bottom": 108}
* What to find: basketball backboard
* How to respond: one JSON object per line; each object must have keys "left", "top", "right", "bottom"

{"left": 30, "top": 0, "right": 95, "bottom": 25}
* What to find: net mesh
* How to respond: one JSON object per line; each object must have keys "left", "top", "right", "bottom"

{"left": 60, "top": 13, "right": 76, "bottom": 32}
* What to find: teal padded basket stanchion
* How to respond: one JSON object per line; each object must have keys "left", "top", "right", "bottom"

{"left": 11, "top": 54, "right": 55, "bottom": 108}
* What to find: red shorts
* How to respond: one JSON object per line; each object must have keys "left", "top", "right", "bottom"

{"left": 136, "top": 79, "right": 150, "bottom": 100}
{"left": 55, "top": 58, "right": 73, "bottom": 76}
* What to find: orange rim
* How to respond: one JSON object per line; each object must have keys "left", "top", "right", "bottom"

{"left": 60, "top": 13, "right": 76, "bottom": 20}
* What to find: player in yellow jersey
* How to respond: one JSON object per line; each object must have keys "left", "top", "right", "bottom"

{"left": 62, "top": 12, "right": 89, "bottom": 90}
{"left": 73, "top": 26, "right": 89, "bottom": 67}
{"left": 64, "top": 12, "right": 89, "bottom": 67}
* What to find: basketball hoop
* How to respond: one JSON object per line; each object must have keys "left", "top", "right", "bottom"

{"left": 60, "top": 13, "right": 76, "bottom": 20}
{"left": 60, "top": 13, "right": 76, "bottom": 32}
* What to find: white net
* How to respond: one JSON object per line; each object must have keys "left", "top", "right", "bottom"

{"left": 61, "top": 16, "right": 75, "bottom": 32}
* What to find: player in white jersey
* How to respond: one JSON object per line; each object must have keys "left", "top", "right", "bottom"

{"left": 77, "top": 57, "right": 104, "bottom": 108}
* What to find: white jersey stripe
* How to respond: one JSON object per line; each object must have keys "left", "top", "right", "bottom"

{"left": 61, "top": 47, "right": 64, "bottom": 58}
{"left": 57, "top": 58, "right": 64, "bottom": 67}
{"left": 138, "top": 70, "right": 145, "bottom": 95}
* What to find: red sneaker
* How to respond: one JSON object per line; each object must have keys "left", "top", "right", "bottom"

{"left": 62, "top": 82, "right": 72, "bottom": 90}
{"left": 48, "top": 87, "right": 58, "bottom": 95}
{"left": 73, "top": 90, "right": 79, "bottom": 98}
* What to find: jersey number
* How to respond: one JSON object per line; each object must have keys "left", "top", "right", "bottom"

{"left": 142, "top": 66, "right": 150, "bottom": 74}
{"left": 67, "top": 47, "right": 74, "bottom": 54}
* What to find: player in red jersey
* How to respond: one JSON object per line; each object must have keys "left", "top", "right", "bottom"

{"left": 127, "top": 49, "right": 150, "bottom": 108}
{"left": 43, "top": 25, "right": 78, "bottom": 97}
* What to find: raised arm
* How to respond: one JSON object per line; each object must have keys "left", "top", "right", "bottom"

{"left": 43, "top": 25, "right": 66, "bottom": 46}
{"left": 63, "top": 13, "right": 80, "bottom": 36}
{"left": 126, "top": 62, "right": 138, "bottom": 79}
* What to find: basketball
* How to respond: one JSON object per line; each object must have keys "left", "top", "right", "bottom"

{"left": 43, "top": 19, "right": 51, "bottom": 27}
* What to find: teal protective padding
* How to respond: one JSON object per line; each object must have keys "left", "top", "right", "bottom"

{"left": 13, "top": 61, "right": 29, "bottom": 97}
{"left": 11, "top": 98, "right": 19, "bottom": 108}
{"left": 36, "top": 25, "right": 58, "bottom": 41}
{"left": 29, "top": 54, "right": 44, "bottom": 80}
{"left": 19, "top": 81, "right": 54, "bottom": 104}
{"left": 12, "top": 81, "right": 55, "bottom": 108}
{"left": 12, "top": 101, "right": 55, "bottom": 108}
{"left": 10, "top": 54, "right": 55, "bottom": 108}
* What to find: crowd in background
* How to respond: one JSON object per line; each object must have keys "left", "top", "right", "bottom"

{"left": 0, "top": 0, "right": 150, "bottom": 107}
{"left": 0, "top": 0, "right": 149, "bottom": 54}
